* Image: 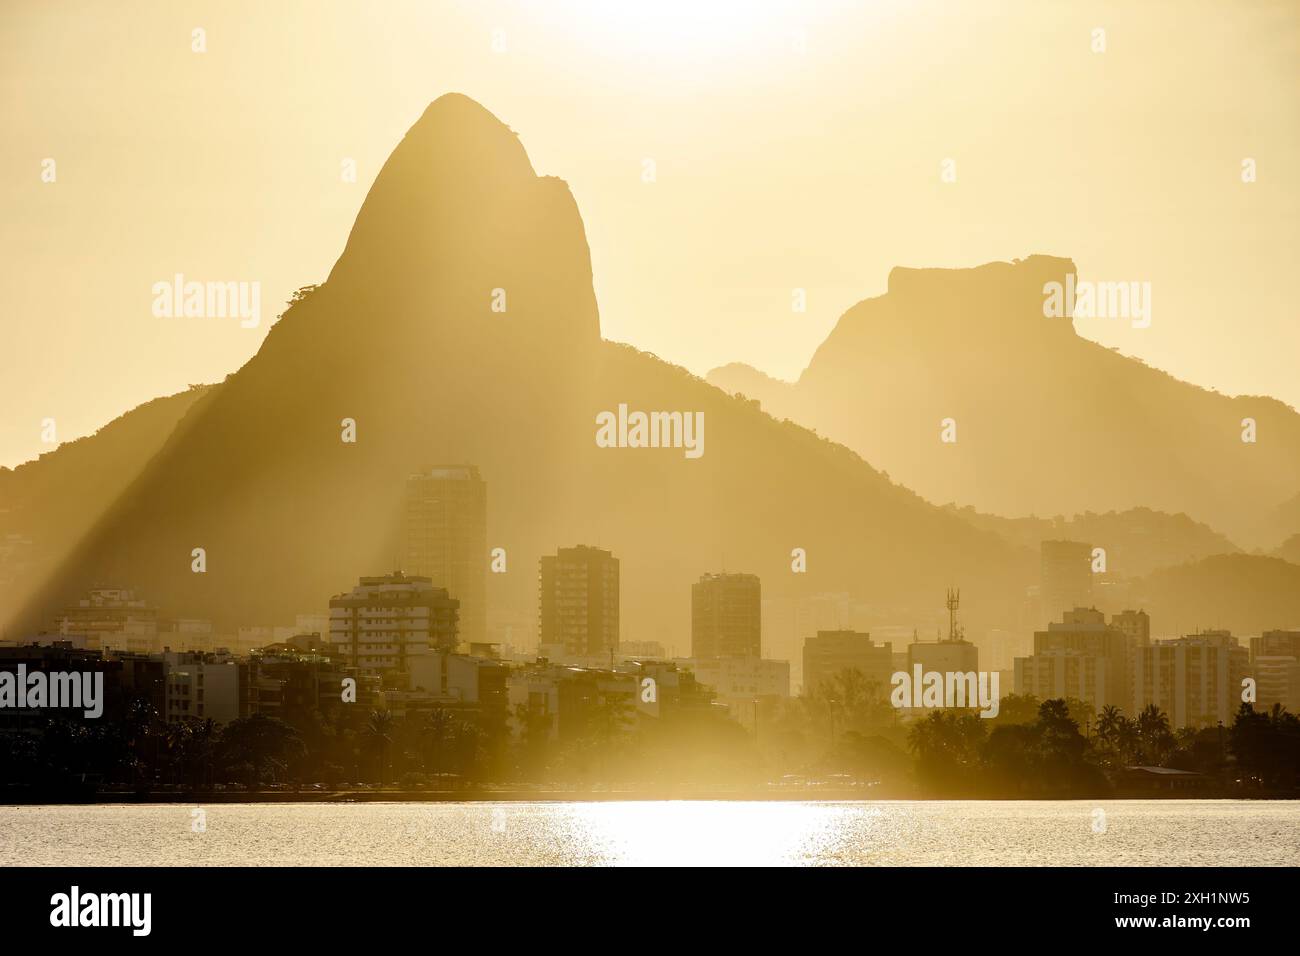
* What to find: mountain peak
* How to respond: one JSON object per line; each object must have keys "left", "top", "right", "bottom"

{"left": 404, "top": 93, "right": 534, "bottom": 176}
{"left": 317, "top": 95, "right": 600, "bottom": 347}
{"left": 417, "top": 92, "right": 512, "bottom": 125}
{"left": 887, "top": 255, "right": 1077, "bottom": 300}
{"left": 326, "top": 94, "right": 539, "bottom": 287}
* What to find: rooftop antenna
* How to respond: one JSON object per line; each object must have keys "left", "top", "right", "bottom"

{"left": 946, "top": 587, "right": 961, "bottom": 642}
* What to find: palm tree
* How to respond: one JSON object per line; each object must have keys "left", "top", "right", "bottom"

{"left": 422, "top": 707, "right": 458, "bottom": 775}
{"left": 907, "top": 711, "right": 986, "bottom": 794}
{"left": 1095, "top": 705, "right": 1122, "bottom": 764}
{"left": 834, "top": 669, "right": 867, "bottom": 720}
{"left": 160, "top": 722, "right": 192, "bottom": 786}
{"left": 513, "top": 702, "right": 551, "bottom": 780}
{"left": 1095, "top": 705, "right": 1121, "bottom": 743}
{"left": 591, "top": 693, "right": 632, "bottom": 746}
{"left": 800, "top": 684, "right": 834, "bottom": 744}
{"left": 1113, "top": 716, "right": 1139, "bottom": 766}
{"left": 219, "top": 712, "right": 304, "bottom": 790}
{"left": 1136, "top": 704, "right": 1173, "bottom": 764}
{"left": 122, "top": 696, "right": 162, "bottom": 789}
{"left": 188, "top": 719, "right": 217, "bottom": 791}
{"left": 364, "top": 709, "right": 395, "bottom": 785}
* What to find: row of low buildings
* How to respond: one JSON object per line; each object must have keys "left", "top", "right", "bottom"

{"left": 799, "top": 590, "right": 981, "bottom": 702}
{"left": 0, "top": 637, "right": 376, "bottom": 729}
{"left": 0, "top": 634, "right": 726, "bottom": 747}
{"left": 32, "top": 561, "right": 852, "bottom": 727}
{"left": 327, "top": 568, "right": 788, "bottom": 730}
{"left": 45, "top": 586, "right": 333, "bottom": 658}
{"left": 1013, "top": 607, "right": 1300, "bottom": 728}
{"left": 792, "top": 605, "right": 1300, "bottom": 731}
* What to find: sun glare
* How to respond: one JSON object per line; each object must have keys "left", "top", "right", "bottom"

{"left": 533, "top": 0, "right": 822, "bottom": 64}
{"left": 563, "top": 801, "right": 875, "bottom": 866}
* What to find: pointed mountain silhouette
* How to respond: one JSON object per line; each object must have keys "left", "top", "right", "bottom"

{"left": 5, "top": 95, "right": 1036, "bottom": 655}
{"left": 708, "top": 258, "right": 1300, "bottom": 549}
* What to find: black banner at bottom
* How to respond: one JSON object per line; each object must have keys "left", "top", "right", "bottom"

{"left": 0, "top": 866, "right": 1280, "bottom": 942}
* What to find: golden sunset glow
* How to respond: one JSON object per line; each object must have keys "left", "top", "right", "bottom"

{"left": 1, "top": 0, "right": 1298, "bottom": 902}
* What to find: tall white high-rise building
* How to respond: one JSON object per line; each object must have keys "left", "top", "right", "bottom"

{"left": 328, "top": 572, "right": 459, "bottom": 690}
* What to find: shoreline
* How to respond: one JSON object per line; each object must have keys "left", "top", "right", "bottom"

{"left": 5, "top": 787, "right": 1296, "bottom": 805}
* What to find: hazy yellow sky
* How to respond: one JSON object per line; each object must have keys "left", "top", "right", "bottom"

{"left": 2, "top": 0, "right": 1297, "bottom": 470}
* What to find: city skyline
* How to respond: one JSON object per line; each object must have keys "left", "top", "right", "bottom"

{"left": 15, "top": 540, "right": 1299, "bottom": 725}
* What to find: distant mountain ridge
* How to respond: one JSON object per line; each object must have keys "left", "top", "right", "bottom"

{"left": 941, "top": 504, "right": 1240, "bottom": 580}
{"left": 709, "top": 257, "right": 1300, "bottom": 549}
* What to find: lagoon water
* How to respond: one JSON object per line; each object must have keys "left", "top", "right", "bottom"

{"left": 1, "top": 800, "right": 1296, "bottom": 866}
